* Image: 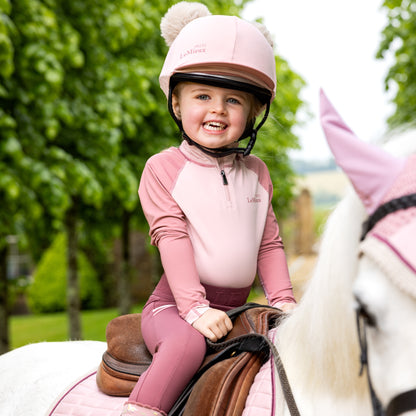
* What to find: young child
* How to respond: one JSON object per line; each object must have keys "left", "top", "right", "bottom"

{"left": 122, "top": 2, "right": 296, "bottom": 415}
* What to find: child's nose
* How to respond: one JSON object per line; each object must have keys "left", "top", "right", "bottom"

{"left": 210, "top": 98, "right": 226, "bottom": 114}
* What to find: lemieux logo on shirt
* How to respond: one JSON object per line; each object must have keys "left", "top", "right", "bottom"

{"left": 247, "top": 194, "right": 261, "bottom": 203}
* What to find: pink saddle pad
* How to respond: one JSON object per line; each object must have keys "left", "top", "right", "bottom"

{"left": 49, "top": 371, "right": 125, "bottom": 416}
{"left": 48, "top": 342, "right": 275, "bottom": 416}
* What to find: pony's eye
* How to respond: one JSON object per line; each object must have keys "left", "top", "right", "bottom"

{"left": 355, "top": 298, "right": 378, "bottom": 328}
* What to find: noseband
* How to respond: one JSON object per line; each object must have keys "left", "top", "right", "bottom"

{"left": 358, "top": 192, "right": 416, "bottom": 416}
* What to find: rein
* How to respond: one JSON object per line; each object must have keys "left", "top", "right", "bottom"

{"left": 358, "top": 192, "right": 416, "bottom": 416}
{"left": 266, "top": 335, "right": 300, "bottom": 416}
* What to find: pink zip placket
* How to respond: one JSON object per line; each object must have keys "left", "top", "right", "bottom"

{"left": 217, "top": 159, "right": 232, "bottom": 207}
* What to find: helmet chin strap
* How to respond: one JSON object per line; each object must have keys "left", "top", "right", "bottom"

{"left": 180, "top": 129, "right": 256, "bottom": 158}
{"left": 168, "top": 88, "right": 271, "bottom": 158}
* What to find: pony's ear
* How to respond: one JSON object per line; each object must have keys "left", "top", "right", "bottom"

{"left": 319, "top": 89, "right": 406, "bottom": 214}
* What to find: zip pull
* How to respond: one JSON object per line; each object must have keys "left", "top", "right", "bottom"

{"left": 220, "top": 170, "right": 228, "bottom": 185}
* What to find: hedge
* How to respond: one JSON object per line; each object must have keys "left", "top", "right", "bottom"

{"left": 28, "top": 233, "right": 104, "bottom": 313}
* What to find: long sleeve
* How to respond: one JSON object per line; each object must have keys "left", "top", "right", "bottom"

{"left": 138, "top": 150, "right": 210, "bottom": 323}
{"left": 257, "top": 202, "right": 296, "bottom": 306}
{"left": 256, "top": 169, "right": 296, "bottom": 306}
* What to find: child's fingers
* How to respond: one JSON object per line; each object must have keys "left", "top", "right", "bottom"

{"left": 192, "top": 308, "right": 233, "bottom": 341}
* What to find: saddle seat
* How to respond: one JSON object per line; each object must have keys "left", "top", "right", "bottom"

{"left": 96, "top": 303, "right": 283, "bottom": 416}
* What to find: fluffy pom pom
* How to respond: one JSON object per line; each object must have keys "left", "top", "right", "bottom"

{"left": 251, "top": 22, "right": 274, "bottom": 48}
{"left": 160, "top": 2, "right": 211, "bottom": 47}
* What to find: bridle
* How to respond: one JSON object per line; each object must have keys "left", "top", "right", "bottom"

{"left": 357, "top": 192, "right": 416, "bottom": 416}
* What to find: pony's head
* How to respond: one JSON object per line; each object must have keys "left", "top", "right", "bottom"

{"left": 320, "top": 90, "right": 416, "bottom": 413}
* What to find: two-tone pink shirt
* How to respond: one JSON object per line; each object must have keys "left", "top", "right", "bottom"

{"left": 139, "top": 141, "right": 295, "bottom": 324}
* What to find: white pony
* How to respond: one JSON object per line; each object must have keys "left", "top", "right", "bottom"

{"left": 1, "top": 91, "right": 415, "bottom": 416}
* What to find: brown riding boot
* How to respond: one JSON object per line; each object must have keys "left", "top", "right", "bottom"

{"left": 120, "top": 402, "right": 166, "bottom": 416}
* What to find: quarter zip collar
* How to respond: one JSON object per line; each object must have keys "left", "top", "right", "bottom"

{"left": 179, "top": 140, "right": 238, "bottom": 167}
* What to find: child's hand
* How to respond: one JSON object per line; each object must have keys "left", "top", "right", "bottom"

{"left": 279, "top": 302, "right": 297, "bottom": 313}
{"left": 192, "top": 308, "right": 233, "bottom": 342}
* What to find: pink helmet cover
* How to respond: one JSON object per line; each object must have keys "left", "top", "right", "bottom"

{"left": 319, "top": 89, "right": 406, "bottom": 214}
{"left": 159, "top": 15, "right": 276, "bottom": 99}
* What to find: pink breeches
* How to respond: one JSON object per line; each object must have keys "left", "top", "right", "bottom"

{"left": 128, "top": 274, "right": 251, "bottom": 414}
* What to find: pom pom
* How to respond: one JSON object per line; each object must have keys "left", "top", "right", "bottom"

{"left": 251, "top": 22, "right": 274, "bottom": 48}
{"left": 161, "top": 2, "right": 211, "bottom": 47}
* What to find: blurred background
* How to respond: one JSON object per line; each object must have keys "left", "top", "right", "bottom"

{"left": 1, "top": 0, "right": 413, "bottom": 354}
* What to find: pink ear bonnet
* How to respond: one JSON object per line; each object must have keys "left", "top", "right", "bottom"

{"left": 320, "top": 89, "right": 416, "bottom": 297}
{"left": 319, "top": 89, "right": 406, "bottom": 215}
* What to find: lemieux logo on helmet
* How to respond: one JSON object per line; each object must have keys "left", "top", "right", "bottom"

{"left": 180, "top": 43, "right": 207, "bottom": 60}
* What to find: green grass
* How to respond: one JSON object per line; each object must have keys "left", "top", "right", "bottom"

{"left": 10, "top": 288, "right": 265, "bottom": 350}
{"left": 10, "top": 305, "right": 144, "bottom": 350}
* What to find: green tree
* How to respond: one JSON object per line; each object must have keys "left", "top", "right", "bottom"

{"left": 8, "top": 0, "right": 102, "bottom": 340}
{"left": 377, "top": 0, "right": 416, "bottom": 127}
{"left": 0, "top": 0, "right": 13, "bottom": 354}
{"left": 0, "top": 0, "right": 54, "bottom": 353}
{"left": 28, "top": 233, "right": 103, "bottom": 313}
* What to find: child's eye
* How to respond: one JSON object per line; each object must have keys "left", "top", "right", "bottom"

{"left": 196, "top": 94, "right": 210, "bottom": 101}
{"left": 227, "top": 97, "right": 241, "bottom": 104}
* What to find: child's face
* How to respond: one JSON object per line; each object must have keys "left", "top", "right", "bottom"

{"left": 172, "top": 83, "right": 254, "bottom": 151}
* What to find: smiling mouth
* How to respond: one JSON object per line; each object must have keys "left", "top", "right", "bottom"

{"left": 203, "top": 121, "right": 227, "bottom": 131}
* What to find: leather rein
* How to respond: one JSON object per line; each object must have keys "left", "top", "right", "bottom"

{"left": 357, "top": 192, "right": 416, "bottom": 416}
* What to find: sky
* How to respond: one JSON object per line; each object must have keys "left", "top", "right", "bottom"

{"left": 242, "top": 0, "right": 394, "bottom": 161}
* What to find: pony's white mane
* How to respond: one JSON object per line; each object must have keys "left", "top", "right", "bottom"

{"left": 277, "top": 188, "right": 368, "bottom": 400}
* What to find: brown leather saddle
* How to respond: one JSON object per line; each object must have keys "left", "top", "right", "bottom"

{"left": 96, "top": 303, "right": 283, "bottom": 416}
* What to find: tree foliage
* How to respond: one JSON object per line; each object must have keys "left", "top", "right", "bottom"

{"left": 377, "top": 0, "right": 416, "bottom": 127}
